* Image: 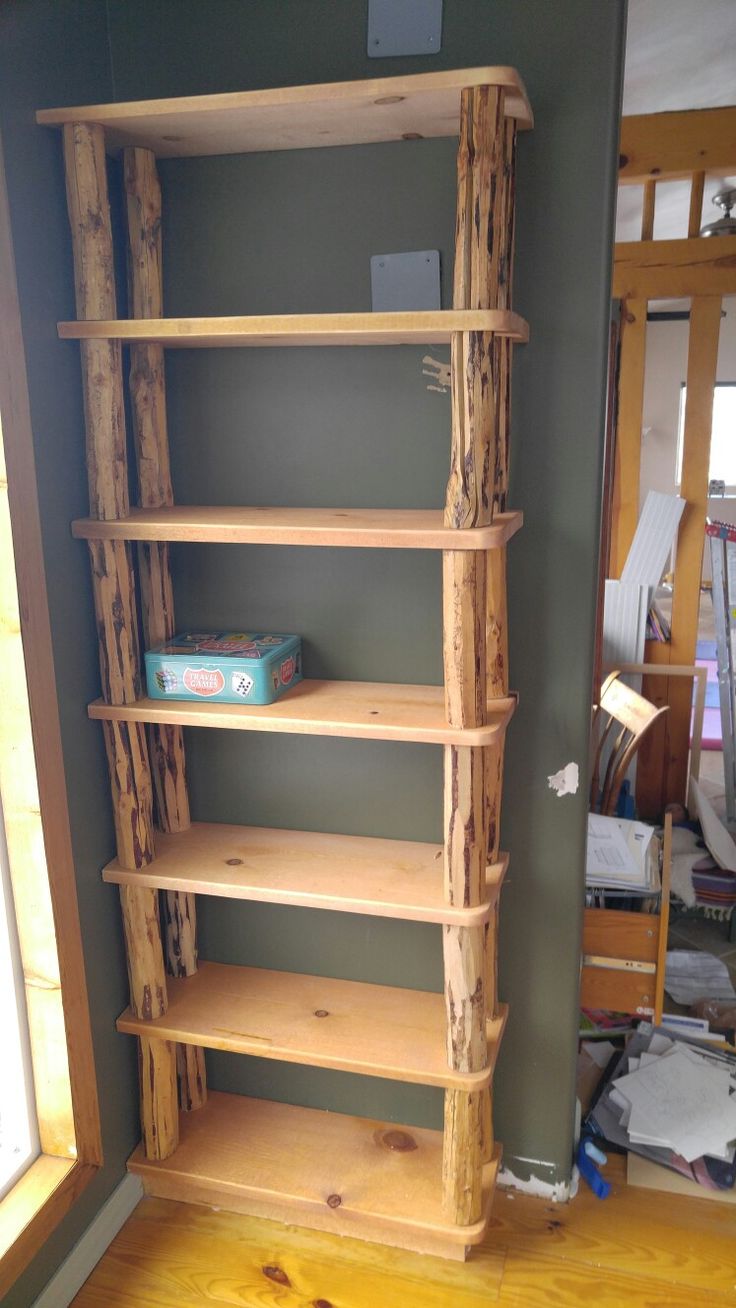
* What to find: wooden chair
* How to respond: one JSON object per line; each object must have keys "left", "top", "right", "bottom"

{"left": 590, "top": 671, "right": 669, "bottom": 817}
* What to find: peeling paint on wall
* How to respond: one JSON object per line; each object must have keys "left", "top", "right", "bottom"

{"left": 498, "top": 1163, "right": 572, "bottom": 1202}
{"left": 422, "top": 354, "right": 450, "bottom": 393}
{"left": 547, "top": 761, "right": 580, "bottom": 797}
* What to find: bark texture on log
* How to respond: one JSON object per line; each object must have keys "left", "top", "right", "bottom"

{"left": 124, "top": 146, "right": 190, "bottom": 838}
{"left": 485, "top": 906, "right": 500, "bottom": 1021}
{"left": 444, "top": 744, "right": 486, "bottom": 908}
{"left": 446, "top": 330, "right": 495, "bottom": 529}
{"left": 64, "top": 122, "right": 155, "bottom": 876}
{"left": 443, "top": 923, "right": 487, "bottom": 1074}
{"left": 120, "top": 884, "right": 167, "bottom": 1021}
{"left": 161, "top": 890, "right": 198, "bottom": 977}
{"left": 486, "top": 547, "right": 509, "bottom": 699}
{"left": 63, "top": 123, "right": 129, "bottom": 521}
{"left": 442, "top": 1089, "right": 484, "bottom": 1224}
{"left": 123, "top": 146, "right": 203, "bottom": 1113}
{"left": 443, "top": 551, "right": 487, "bottom": 727}
{"left": 124, "top": 147, "right": 173, "bottom": 507}
{"left": 493, "top": 118, "right": 517, "bottom": 510}
{"left": 176, "top": 1043, "right": 208, "bottom": 1112}
{"left": 485, "top": 737, "right": 505, "bottom": 865}
{"left": 103, "top": 721, "right": 155, "bottom": 870}
{"left": 480, "top": 1083, "right": 494, "bottom": 1165}
{"left": 88, "top": 539, "right": 142, "bottom": 705}
{"left": 446, "top": 86, "right": 504, "bottom": 531}
{"left": 442, "top": 84, "right": 515, "bottom": 1228}
{"left": 140, "top": 1036, "right": 179, "bottom": 1160}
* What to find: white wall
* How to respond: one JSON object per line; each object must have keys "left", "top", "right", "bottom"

{"left": 640, "top": 296, "right": 736, "bottom": 580}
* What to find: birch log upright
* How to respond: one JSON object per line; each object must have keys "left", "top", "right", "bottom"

{"left": 63, "top": 123, "right": 176, "bottom": 1154}
{"left": 484, "top": 113, "right": 517, "bottom": 1041}
{"left": 63, "top": 124, "right": 156, "bottom": 871}
{"left": 124, "top": 147, "right": 189, "bottom": 834}
{"left": 124, "top": 145, "right": 207, "bottom": 1112}
{"left": 441, "top": 85, "right": 507, "bottom": 1226}
{"left": 139, "top": 1037, "right": 178, "bottom": 1159}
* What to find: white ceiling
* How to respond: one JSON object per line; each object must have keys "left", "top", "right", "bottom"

{"left": 617, "top": 0, "right": 736, "bottom": 241}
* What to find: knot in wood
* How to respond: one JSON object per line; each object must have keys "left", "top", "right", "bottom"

{"left": 314, "top": 1009, "right": 329, "bottom": 1018}
{"left": 225, "top": 857, "right": 243, "bottom": 865}
{"left": 262, "top": 1265, "right": 291, "bottom": 1285}
{"left": 313, "top": 1300, "right": 334, "bottom": 1308}
{"left": 326, "top": 1193, "right": 342, "bottom": 1208}
{"left": 380, "top": 1129, "right": 418, "bottom": 1152}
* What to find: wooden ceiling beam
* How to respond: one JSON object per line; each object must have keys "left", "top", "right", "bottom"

{"left": 613, "top": 233, "right": 736, "bottom": 299}
{"left": 619, "top": 105, "right": 736, "bottom": 184}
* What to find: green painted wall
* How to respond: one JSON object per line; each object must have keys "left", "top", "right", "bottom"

{"left": 1, "top": 1, "right": 623, "bottom": 1300}
{"left": 106, "top": 0, "right": 625, "bottom": 1183}
{"left": 0, "top": 4, "right": 137, "bottom": 1306}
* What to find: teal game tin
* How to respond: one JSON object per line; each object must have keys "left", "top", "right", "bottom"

{"left": 145, "top": 632, "right": 302, "bottom": 706}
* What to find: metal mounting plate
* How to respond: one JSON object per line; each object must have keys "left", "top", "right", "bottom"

{"left": 367, "top": 0, "right": 443, "bottom": 58}
{"left": 370, "top": 250, "right": 441, "bottom": 312}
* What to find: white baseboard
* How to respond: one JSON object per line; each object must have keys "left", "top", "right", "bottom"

{"left": 33, "top": 1173, "right": 143, "bottom": 1308}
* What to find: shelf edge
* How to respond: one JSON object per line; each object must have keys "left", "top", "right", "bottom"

{"left": 71, "top": 508, "right": 524, "bottom": 550}
{"left": 86, "top": 686, "right": 517, "bottom": 746}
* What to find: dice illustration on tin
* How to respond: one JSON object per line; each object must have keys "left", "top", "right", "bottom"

{"left": 231, "top": 671, "right": 255, "bottom": 699}
{"left": 156, "top": 667, "right": 179, "bottom": 693}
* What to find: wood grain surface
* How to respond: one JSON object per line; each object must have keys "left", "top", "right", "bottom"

{"left": 72, "top": 506, "right": 523, "bottom": 550}
{"left": 103, "top": 820, "right": 508, "bottom": 926}
{"left": 116, "top": 962, "right": 506, "bottom": 1091}
{"left": 72, "top": 1153, "right": 736, "bottom": 1306}
{"left": 37, "top": 66, "right": 533, "bottom": 155}
{"left": 58, "top": 309, "right": 530, "bottom": 347}
{"left": 88, "top": 682, "right": 517, "bottom": 746}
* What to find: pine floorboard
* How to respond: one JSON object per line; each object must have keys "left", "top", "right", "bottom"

{"left": 70, "top": 1154, "right": 736, "bottom": 1307}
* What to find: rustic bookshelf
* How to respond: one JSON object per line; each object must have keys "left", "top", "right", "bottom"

{"left": 40, "top": 64, "right": 531, "bottom": 1261}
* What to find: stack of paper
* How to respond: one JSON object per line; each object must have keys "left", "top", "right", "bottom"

{"left": 586, "top": 814, "right": 658, "bottom": 893}
{"left": 610, "top": 1032, "right": 736, "bottom": 1164}
{"left": 587, "top": 1023, "right": 736, "bottom": 1190}
{"left": 665, "top": 950, "right": 736, "bottom": 1005}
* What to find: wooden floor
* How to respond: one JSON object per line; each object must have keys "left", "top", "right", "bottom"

{"left": 72, "top": 1155, "right": 736, "bottom": 1308}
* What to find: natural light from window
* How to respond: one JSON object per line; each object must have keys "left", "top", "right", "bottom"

{"left": 0, "top": 794, "right": 39, "bottom": 1200}
{"left": 677, "top": 383, "right": 736, "bottom": 490}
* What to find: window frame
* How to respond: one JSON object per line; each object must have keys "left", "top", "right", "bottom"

{"left": 0, "top": 790, "right": 41, "bottom": 1202}
{"left": 676, "top": 380, "right": 736, "bottom": 494}
{"left": 0, "top": 131, "right": 101, "bottom": 1298}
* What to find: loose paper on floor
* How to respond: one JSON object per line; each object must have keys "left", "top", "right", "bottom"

{"left": 665, "top": 949, "right": 736, "bottom": 1005}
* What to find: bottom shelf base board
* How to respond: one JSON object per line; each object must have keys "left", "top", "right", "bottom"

{"left": 128, "top": 1090, "right": 499, "bottom": 1261}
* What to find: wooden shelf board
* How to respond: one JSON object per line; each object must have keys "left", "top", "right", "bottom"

{"left": 128, "top": 1090, "right": 500, "bottom": 1259}
{"left": 88, "top": 683, "right": 516, "bottom": 746}
{"left": 37, "top": 67, "right": 532, "bottom": 156}
{"left": 117, "top": 960, "right": 506, "bottom": 1091}
{"left": 57, "top": 309, "right": 529, "bottom": 348}
{"left": 72, "top": 506, "right": 523, "bottom": 550}
{"left": 103, "top": 821, "right": 508, "bottom": 925}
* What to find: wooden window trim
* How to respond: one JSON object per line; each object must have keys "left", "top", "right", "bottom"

{"left": 0, "top": 131, "right": 101, "bottom": 1297}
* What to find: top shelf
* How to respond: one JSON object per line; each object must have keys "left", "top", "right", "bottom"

{"left": 36, "top": 68, "right": 533, "bottom": 158}
{"left": 57, "top": 310, "right": 529, "bottom": 348}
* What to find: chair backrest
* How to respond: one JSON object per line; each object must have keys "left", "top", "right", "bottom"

{"left": 590, "top": 671, "right": 669, "bottom": 816}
